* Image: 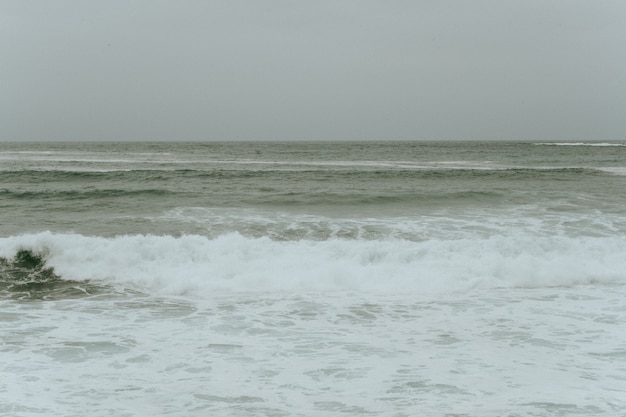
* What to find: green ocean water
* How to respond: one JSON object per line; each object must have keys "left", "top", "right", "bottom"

{"left": 1, "top": 141, "right": 625, "bottom": 237}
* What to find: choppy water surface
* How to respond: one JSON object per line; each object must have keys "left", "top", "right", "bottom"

{"left": 1, "top": 141, "right": 625, "bottom": 416}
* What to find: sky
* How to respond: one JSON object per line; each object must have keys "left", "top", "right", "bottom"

{"left": 2, "top": 1, "right": 625, "bottom": 141}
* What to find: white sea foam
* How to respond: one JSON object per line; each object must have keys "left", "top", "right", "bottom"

{"left": 3, "top": 280, "right": 624, "bottom": 417}
{"left": 2, "top": 232, "right": 624, "bottom": 297}
{"left": 596, "top": 167, "right": 626, "bottom": 176}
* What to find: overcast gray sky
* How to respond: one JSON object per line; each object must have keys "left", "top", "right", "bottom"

{"left": 2, "top": 1, "right": 625, "bottom": 141}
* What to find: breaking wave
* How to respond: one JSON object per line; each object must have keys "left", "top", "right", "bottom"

{"left": 1, "top": 232, "right": 624, "bottom": 298}
{"left": 0, "top": 248, "right": 103, "bottom": 300}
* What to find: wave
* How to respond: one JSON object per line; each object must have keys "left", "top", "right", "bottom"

{"left": 0, "top": 166, "right": 606, "bottom": 181}
{"left": 0, "top": 188, "right": 174, "bottom": 201}
{"left": 597, "top": 167, "right": 626, "bottom": 176}
{"left": 1, "top": 232, "right": 624, "bottom": 298}
{"left": 533, "top": 142, "right": 626, "bottom": 147}
{"left": 157, "top": 207, "right": 626, "bottom": 241}
{"left": 0, "top": 248, "right": 103, "bottom": 300}
{"left": 0, "top": 186, "right": 506, "bottom": 208}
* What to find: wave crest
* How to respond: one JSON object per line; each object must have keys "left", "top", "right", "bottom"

{"left": 0, "top": 248, "right": 102, "bottom": 300}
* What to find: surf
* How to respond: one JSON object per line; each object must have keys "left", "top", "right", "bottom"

{"left": 1, "top": 231, "right": 624, "bottom": 298}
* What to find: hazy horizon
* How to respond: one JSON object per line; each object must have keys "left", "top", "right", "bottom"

{"left": 3, "top": 1, "right": 626, "bottom": 142}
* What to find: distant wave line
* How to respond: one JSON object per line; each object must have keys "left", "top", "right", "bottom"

{"left": 533, "top": 142, "right": 626, "bottom": 147}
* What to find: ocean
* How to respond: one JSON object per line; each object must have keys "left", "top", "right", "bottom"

{"left": 1, "top": 141, "right": 625, "bottom": 416}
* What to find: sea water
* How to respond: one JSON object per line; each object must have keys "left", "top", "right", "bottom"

{"left": 1, "top": 141, "right": 625, "bottom": 416}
